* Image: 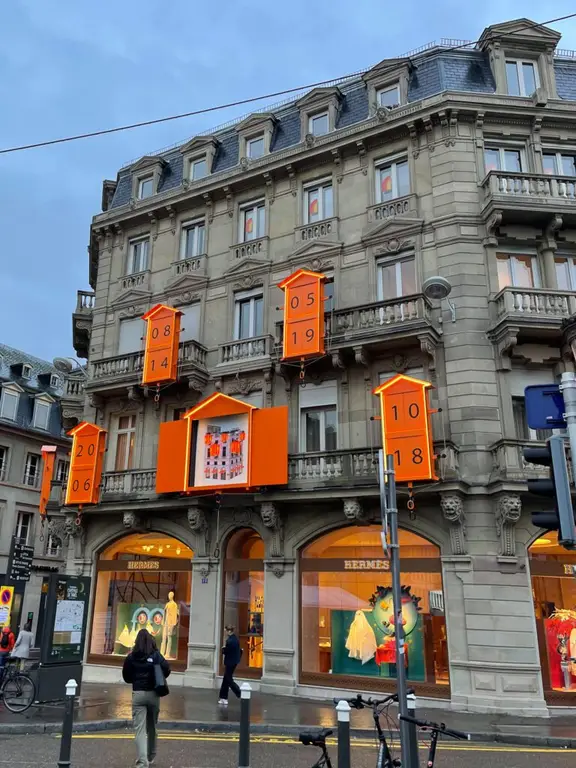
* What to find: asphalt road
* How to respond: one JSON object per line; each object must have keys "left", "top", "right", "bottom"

{"left": 0, "top": 731, "right": 574, "bottom": 768}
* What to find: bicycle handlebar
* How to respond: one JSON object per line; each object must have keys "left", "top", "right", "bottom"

{"left": 399, "top": 714, "right": 470, "bottom": 741}
{"left": 334, "top": 688, "right": 415, "bottom": 710}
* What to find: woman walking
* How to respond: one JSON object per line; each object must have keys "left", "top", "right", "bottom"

{"left": 122, "top": 628, "right": 171, "bottom": 768}
{"left": 11, "top": 620, "right": 33, "bottom": 670}
{"left": 218, "top": 625, "right": 242, "bottom": 705}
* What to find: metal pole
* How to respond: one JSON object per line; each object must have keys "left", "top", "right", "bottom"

{"left": 238, "top": 682, "right": 252, "bottom": 768}
{"left": 336, "top": 700, "right": 351, "bottom": 768}
{"left": 561, "top": 372, "right": 576, "bottom": 474}
{"left": 406, "top": 692, "right": 419, "bottom": 765}
{"left": 57, "top": 679, "right": 77, "bottom": 768}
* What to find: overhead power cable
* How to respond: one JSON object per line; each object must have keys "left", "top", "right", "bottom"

{"left": 0, "top": 12, "right": 575, "bottom": 156}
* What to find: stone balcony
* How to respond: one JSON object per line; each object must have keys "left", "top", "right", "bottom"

{"left": 482, "top": 171, "right": 576, "bottom": 225}
{"left": 490, "top": 439, "right": 550, "bottom": 484}
{"left": 102, "top": 469, "right": 157, "bottom": 500}
{"left": 72, "top": 290, "right": 95, "bottom": 359}
{"left": 216, "top": 334, "right": 275, "bottom": 376}
{"left": 170, "top": 254, "right": 207, "bottom": 280}
{"left": 294, "top": 217, "right": 339, "bottom": 246}
{"left": 367, "top": 194, "right": 417, "bottom": 224}
{"left": 60, "top": 372, "right": 86, "bottom": 429}
{"left": 86, "top": 339, "right": 209, "bottom": 396}
{"left": 229, "top": 236, "right": 269, "bottom": 263}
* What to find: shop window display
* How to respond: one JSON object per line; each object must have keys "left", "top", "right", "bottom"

{"left": 89, "top": 533, "right": 192, "bottom": 668}
{"left": 530, "top": 532, "right": 576, "bottom": 696}
{"left": 222, "top": 529, "right": 264, "bottom": 678}
{"left": 301, "top": 526, "right": 448, "bottom": 691}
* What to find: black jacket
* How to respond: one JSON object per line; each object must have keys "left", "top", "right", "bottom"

{"left": 122, "top": 650, "right": 171, "bottom": 692}
{"left": 222, "top": 633, "right": 242, "bottom": 667}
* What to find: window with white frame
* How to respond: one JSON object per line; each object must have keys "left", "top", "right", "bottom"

{"left": 496, "top": 253, "right": 540, "bottom": 290}
{"left": 189, "top": 156, "right": 208, "bottom": 181}
{"left": 377, "top": 255, "right": 416, "bottom": 301}
{"left": 375, "top": 156, "right": 410, "bottom": 202}
{"left": 118, "top": 317, "right": 144, "bottom": 355}
{"left": 0, "top": 387, "right": 19, "bottom": 421}
{"left": 555, "top": 256, "right": 576, "bottom": 291}
{"left": 304, "top": 180, "right": 333, "bottom": 223}
{"left": 50, "top": 374, "right": 60, "bottom": 389}
{"left": 56, "top": 459, "right": 69, "bottom": 483}
{"left": 180, "top": 220, "right": 206, "bottom": 260}
{"left": 543, "top": 151, "right": 576, "bottom": 177}
{"left": 513, "top": 397, "right": 551, "bottom": 442}
{"left": 179, "top": 304, "right": 201, "bottom": 342}
{"left": 45, "top": 532, "right": 62, "bottom": 557}
{"left": 246, "top": 135, "right": 265, "bottom": 160}
{"left": 0, "top": 446, "right": 8, "bottom": 481}
{"left": 137, "top": 175, "right": 154, "bottom": 200}
{"left": 22, "top": 365, "right": 32, "bottom": 380}
{"left": 308, "top": 112, "right": 329, "bottom": 137}
{"left": 127, "top": 237, "right": 150, "bottom": 274}
{"left": 506, "top": 60, "right": 538, "bottom": 97}
{"left": 15, "top": 511, "right": 33, "bottom": 545}
{"left": 114, "top": 415, "right": 137, "bottom": 472}
{"left": 484, "top": 147, "right": 523, "bottom": 173}
{"left": 239, "top": 201, "right": 265, "bottom": 242}
{"left": 234, "top": 290, "right": 263, "bottom": 340}
{"left": 33, "top": 398, "right": 51, "bottom": 431}
{"left": 301, "top": 406, "right": 338, "bottom": 453}
{"left": 377, "top": 84, "right": 400, "bottom": 109}
{"left": 23, "top": 453, "right": 40, "bottom": 487}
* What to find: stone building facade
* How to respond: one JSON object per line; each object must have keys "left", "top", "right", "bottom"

{"left": 61, "top": 18, "right": 576, "bottom": 714}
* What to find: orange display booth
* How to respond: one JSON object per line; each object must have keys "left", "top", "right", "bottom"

{"left": 156, "top": 393, "right": 289, "bottom": 494}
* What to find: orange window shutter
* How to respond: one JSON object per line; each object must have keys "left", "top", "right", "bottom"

{"left": 39, "top": 446, "right": 57, "bottom": 518}
{"left": 156, "top": 419, "right": 190, "bottom": 494}
{"left": 249, "top": 406, "right": 289, "bottom": 487}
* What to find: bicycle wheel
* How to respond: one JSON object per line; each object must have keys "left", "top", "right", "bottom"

{"left": 2, "top": 673, "right": 36, "bottom": 713}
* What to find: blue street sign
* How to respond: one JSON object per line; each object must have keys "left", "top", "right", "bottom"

{"left": 524, "top": 384, "right": 567, "bottom": 430}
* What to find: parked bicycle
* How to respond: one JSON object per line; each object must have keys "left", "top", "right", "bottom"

{"left": 299, "top": 728, "right": 334, "bottom": 768}
{"left": 399, "top": 714, "right": 469, "bottom": 768}
{"left": 0, "top": 658, "right": 36, "bottom": 713}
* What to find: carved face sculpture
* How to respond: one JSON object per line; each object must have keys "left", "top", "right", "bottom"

{"left": 440, "top": 495, "right": 462, "bottom": 523}
{"left": 370, "top": 586, "right": 421, "bottom": 638}
{"left": 261, "top": 504, "right": 277, "bottom": 527}
{"left": 343, "top": 499, "right": 361, "bottom": 520}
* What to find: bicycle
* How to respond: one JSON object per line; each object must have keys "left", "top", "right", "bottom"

{"left": 299, "top": 728, "right": 334, "bottom": 768}
{"left": 0, "top": 658, "right": 36, "bottom": 713}
{"left": 399, "top": 714, "right": 469, "bottom": 768}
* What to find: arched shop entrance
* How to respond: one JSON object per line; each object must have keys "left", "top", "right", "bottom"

{"left": 222, "top": 529, "right": 264, "bottom": 679}
{"left": 299, "top": 525, "right": 449, "bottom": 696}
{"left": 88, "top": 532, "right": 193, "bottom": 671}
{"left": 530, "top": 531, "right": 576, "bottom": 703}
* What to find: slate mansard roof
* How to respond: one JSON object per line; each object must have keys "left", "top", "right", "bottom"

{"left": 108, "top": 42, "right": 576, "bottom": 211}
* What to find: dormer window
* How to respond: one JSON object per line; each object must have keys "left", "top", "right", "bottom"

{"left": 180, "top": 135, "right": 219, "bottom": 184}
{"left": 189, "top": 157, "right": 208, "bottom": 181}
{"left": 505, "top": 59, "right": 538, "bottom": 96}
{"left": 308, "top": 112, "right": 329, "bottom": 137}
{"left": 137, "top": 175, "right": 154, "bottom": 200}
{"left": 0, "top": 385, "right": 21, "bottom": 421}
{"left": 22, "top": 364, "right": 32, "bottom": 380}
{"left": 129, "top": 155, "right": 166, "bottom": 202}
{"left": 236, "top": 114, "right": 276, "bottom": 162}
{"left": 247, "top": 135, "right": 265, "bottom": 160}
{"left": 377, "top": 84, "right": 400, "bottom": 109}
{"left": 50, "top": 374, "right": 60, "bottom": 389}
{"left": 296, "top": 87, "right": 342, "bottom": 141}
{"left": 33, "top": 396, "right": 52, "bottom": 431}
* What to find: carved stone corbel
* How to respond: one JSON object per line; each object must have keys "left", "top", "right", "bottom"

{"left": 490, "top": 327, "right": 519, "bottom": 372}
{"left": 263, "top": 172, "right": 275, "bottom": 204}
{"left": 475, "top": 111, "right": 485, "bottom": 149}
{"left": 165, "top": 205, "right": 177, "bottom": 235}
{"left": 286, "top": 165, "right": 297, "bottom": 197}
{"left": 88, "top": 393, "right": 104, "bottom": 410}
{"left": 263, "top": 367, "right": 273, "bottom": 407}
{"left": 123, "top": 510, "right": 141, "bottom": 530}
{"left": 353, "top": 346, "right": 368, "bottom": 366}
{"left": 423, "top": 117, "right": 435, "bottom": 152}
{"left": 356, "top": 139, "right": 368, "bottom": 175}
{"left": 484, "top": 209, "right": 503, "bottom": 247}
{"left": 495, "top": 494, "right": 522, "bottom": 558}
{"left": 127, "top": 386, "right": 142, "bottom": 402}
{"left": 440, "top": 494, "right": 467, "bottom": 555}
{"left": 223, "top": 187, "right": 233, "bottom": 218}
{"left": 114, "top": 224, "right": 125, "bottom": 251}
{"left": 343, "top": 498, "right": 369, "bottom": 524}
{"left": 438, "top": 110, "right": 449, "bottom": 145}
{"left": 261, "top": 502, "right": 284, "bottom": 558}
{"left": 187, "top": 505, "right": 210, "bottom": 558}
{"left": 419, "top": 336, "right": 436, "bottom": 372}
{"left": 448, "top": 110, "right": 458, "bottom": 147}
{"left": 203, "top": 193, "right": 214, "bottom": 224}
{"left": 275, "top": 363, "right": 292, "bottom": 395}
{"left": 407, "top": 122, "right": 419, "bottom": 158}
{"left": 147, "top": 212, "right": 159, "bottom": 241}
{"left": 103, "top": 226, "right": 113, "bottom": 254}
{"left": 331, "top": 351, "right": 345, "bottom": 369}
{"left": 332, "top": 148, "right": 344, "bottom": 184}
{"left": 540, "top": 214, "right": 563, "bottom": 252}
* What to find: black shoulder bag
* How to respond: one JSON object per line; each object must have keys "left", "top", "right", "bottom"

{"left": 153, "top": 653, "right": 169, "bottom": 697}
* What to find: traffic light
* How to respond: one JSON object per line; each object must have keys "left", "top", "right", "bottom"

{"left": 523, "top": 435, "right": 576, "bottom": 549}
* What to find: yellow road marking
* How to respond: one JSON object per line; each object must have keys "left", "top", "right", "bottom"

{"left": 69, "top": 732, "right": 573, "bottom": 753}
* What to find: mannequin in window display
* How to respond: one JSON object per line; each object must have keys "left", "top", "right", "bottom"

{"left": 160, "top": 592, "right": 179, "bottom": 660}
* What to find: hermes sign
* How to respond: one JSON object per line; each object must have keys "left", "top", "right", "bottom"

{"left": 344, "top": 559, "right": 391, "bottom": 571}
{"left": 127, "top": 561, "right": 160, "bottom": 571}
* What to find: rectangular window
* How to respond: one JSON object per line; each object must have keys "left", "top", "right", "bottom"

{"left": 304, "top": 181, "right": 333, "bottom": 223}
{"left": 179, "top": 304, "right": 201, "bottom": 343}
{"left": 33, "top": 399, "right": 51, "bottom": 430}
{"left": 23, "top": 454, "right": 40, "bottom": 487}
{"left": 180, "top": 220, "right": 206, "bottom": 259}
{"left": 301, "top": 406, "right": 338, "bottom": 452}
{"left": 50, "top": 374, "right": 60, "bottom": 389}
{"left": 246, "top": 135, "right": 264, "bottom": 160}
{"left": 555, "top": 257, "right": 576, "bottom": 291}
{"left": 377, "top": 84, "right": 400, "bottom": 108}
{"left": 240, "top": 201, "right": 265, "bottom": 242}
{"left": 484, "top": 147, "right": 523, "bottom": 173}
{"left": 190, "top": 157, "right": 207, "bottom": 181}
{"left": 234, "top": 291, "right": 264, "bottom": 340}
{"left": 0, "top": 446, "right": 8, "bottom": 481}
{"left": 46, "top": 533, "right": 61, "bottom": 558}
{"left": 309, "top": 112, "right": 329, "bottom": 137}
{"left": 118, "top": 318, "right": 144, "bottom": 355}
{"left": 56, "top": 459, "right": 69, "bottom": 483}
{"left": 0, "top": 389, "right": 19, "bottom": 421}
{"left": 15, "top": 512, "right": 33, "bottom": 545}
{"left": 137, "top": 176, "right": 154, "bottom": 200}
{"left": 127, "top": 237, "right": 149, "bottom": 274}
{"left": 543, "top": 152, "right": 576, "bottom": 177}
{"left": 377, "top": 257, "right": 416, "bottom": 300}
{"left": 496, "top": 253, "right": 539, "bottom": 290}
{"left": 375, "top": 157, "right": 410, "bottom": 202}
{"left": 506, "top": 60, "right": 537, "bottom": 96}
{"left": 114, "top": 415, "right": 136, "bottom": 472}
{"left": 513, "top": 397, "right": 551, "bottom": 442}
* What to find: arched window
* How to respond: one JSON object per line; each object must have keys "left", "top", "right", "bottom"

{"left": 222, "top": 529, "right": 264, "bottom": 678}
{"left": 89, "top": 532, "right": 193, "bottom": 670}
{"left": 300, "top": 525, "right": 448, "bottom": 694}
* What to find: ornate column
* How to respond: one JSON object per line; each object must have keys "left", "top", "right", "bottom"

{"left": 495, "top": 494, "right": 522, "bottom": 558}
{"left": 440, "top": 494, "right": 467, "bottom": 556}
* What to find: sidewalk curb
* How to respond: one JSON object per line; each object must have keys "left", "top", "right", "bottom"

{"left": 0, "top": 718, "right": 574, "bottom": 748}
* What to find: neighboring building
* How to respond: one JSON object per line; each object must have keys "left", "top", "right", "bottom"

{"left": 0, "top": 344, "right": 79, "bottom": 640}
{"left": 64, "top": 18, "right": 576, "bottom": 714}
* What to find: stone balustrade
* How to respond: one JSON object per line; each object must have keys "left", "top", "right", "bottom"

{"left": 483, "top": 170, "right": 576, "bottom": 204}
{"left": 367, "top": 194, "right": 417, "bottom": 223}
{"left": 230, "top": 236, "right": 268, "bottom": 262}
{"left": 91, "top": 340, "right": 207, "bottom": 382}
{"left": 294, "top": 217, "right": 339, "bottom": 244}
{"left": 76, "top": 290, "right": 95, "bottom": 312}
{"left": 492, "top": 287, "right": 576, "bottom": 321}
{"left": 218, "top": 335, "right": 274, "bottom": 365}
{"left": 102, "top": 470, "right": 157, "bottom": 497}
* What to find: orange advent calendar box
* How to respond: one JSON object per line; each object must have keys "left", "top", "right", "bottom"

{"left": 278, "top": 269, "right": 326, "bottom": 361}
{"left": 156, "top": 393, "right": 289, "bottom": 494}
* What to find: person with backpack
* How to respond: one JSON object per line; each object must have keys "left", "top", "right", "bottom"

{"left": 11, "top": 620, "right": 34, "bottom": 670}
{"left": 218, "top": 625, "right": 242, "bottom": 705}
{"left": 122, "top": 628, "right": 171, "bottom": 768}
{"left": 0, "top": 626, "right": 15, "bottom": 668}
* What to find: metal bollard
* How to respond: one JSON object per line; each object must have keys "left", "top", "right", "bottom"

{"left": 57, "top": 679, "right": 78, "bottom": 768}
{"left": 238, "top": 682, "right": 252, "bottom": 768}
{"left": 336, "top": 700, "right": 351, "bottom": 768}
{"left": 406, "top": 692, "right": 419, "bottom": 768}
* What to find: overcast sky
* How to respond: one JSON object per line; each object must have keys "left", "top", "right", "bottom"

{"left": 1, "top": 0, "right": 575, "bottom": 363}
